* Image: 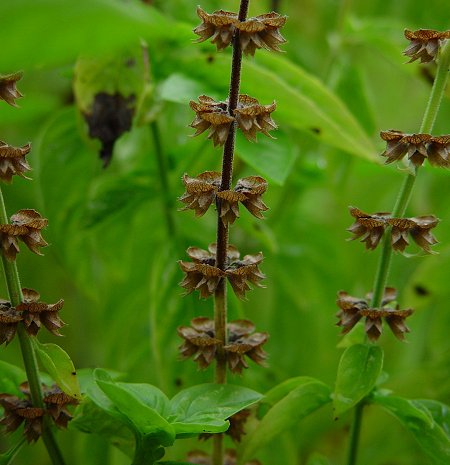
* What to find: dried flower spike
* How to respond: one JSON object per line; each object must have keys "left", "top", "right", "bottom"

{"left": 234, "top": 176, "right": 269, "bottom": 219}
{"left": 0, "top": 72, "right": 24, "bottom": 107}
{"left": 190, "top": 95, "right": 234, "bottom": 147}
{"left": 179, "top": 171, "right": 221, "bottom": 217}
{"left": 16, "top": 288, "right": 65, "bottom": 336}
{"left": 427, "top": 135, "right": 450, "bottom": 167}
{"left": 0, "top": 141, "right": 32, "bottom": 183}
{"left": 179, "top": 245, "right": 265, "bottom": 300}
{"left": 404, "top": 29, "right": 450, "bottom": 64}
{"left": 43, "top": 386, "right": 78, "bottom": 429}
{"left": 178, "top": 317, "right": 268, "bottom": 374}
{"left": 336, "top": 288, "right": 413, "bottom": 341}
{"left": 388, "top": 216, "right": 439, "bottom": 254}
{"left": 234, "top": 95, "right": 277, "bottom": 142}
{"left": 194, "top": 7, "right": 238, "bottom": 50}
{"left": 380, "top": 130, "right": 431, "bottom": 167}
{"left": 0, "top": 300, "right": 22, "bottom": 345}
{"left": 0, "top": 209, "right": 48, "bottom": 261}
{"left": 0, "top": 394, "right": 45, "bottom": 443}
{"left": 236, "top": 12, "right": 287, "bottom": 57}
{"left": 347, "top": 206, "right": 390, "bottom": 250}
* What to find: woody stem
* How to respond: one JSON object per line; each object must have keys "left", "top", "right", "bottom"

{"left": 0, "top": 187, "right": 66, "bottom": 465}
{"left": 213, "top": 2, "right": 249, "bottom": 465}
{"left": 370, "top": 39, "right": 450, "bottom": 309}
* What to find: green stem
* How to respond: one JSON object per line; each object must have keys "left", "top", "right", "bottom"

{"left": 370, "top": 39, "right": 450, "bottom": 308}
{"left": 346, "top": 402, "right": 364, "bottom": 465}
{"left": 150, "top": 120, "right": 176, "bottom": 238}
{"left": 0, "top": 187, "right": 66, "bottom": 465}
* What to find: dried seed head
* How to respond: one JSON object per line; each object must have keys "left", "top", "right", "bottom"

{"left": 234, "top": 176, "right": 269, "bottom": 219}
{"left": 427, "top": 135, "right": 450, "bottom": 167}
{"left": 234, "top": 95, "right": 277, "bottom": 141}
{"left": 179, "top": 245, "right": 265, "bottom": 300}
{"left": 0, "top": 394, "right": 45, "bottom": 443}
{"left": 0, "top": 141, "right": 32, "bottom": 183}
{"left": 0, "top": 301, "right": 22, "bottom": 345}
{"left": 194, "top": 7, "right": 238, "bottom": 50}
{"left": 216, "top": 190, "right": 247, "bottom": 225}
{"left": 236, "top": 12, "right": 287, "bottom": 57}
{"left": 225, "top": 252, "right": 266, "bottom": 300}
{"left": 347, "top": 206, "right": 390, "bottom": 250}
{"left": 178, "top": 317, "right": 268, "bottom": 374}
{"left": 404, "top": 29, "right": 450, "bottom": 64}
{"left": 0, "top": 72, "right": 24, "bottom": 107}
{"left": 190, "top": 95, "right": 234, "bottom": 147}
{"left": 179, "top": 171, "right": 221, "bottom": 216}
{"left": 336, "top": 288, "right": 413, "bottom": 341}
{"left": 16, "top": 288, "right": 65, "bottom": 337}
{"left": 43, "top": 385, "right": 78, "bottom": 429}
{"left": 380, "top": 130, "right": 433, "bottom": 167}
{"left": 347, "top": 207, "right": 439, "bottom": 254}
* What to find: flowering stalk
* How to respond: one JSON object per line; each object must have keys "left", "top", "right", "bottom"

{"left": 344, "top": 36, "right": 450, "bottom": 465}
{"left": 0, "top": 188, "right": 66, "bottom": 465}
{"left": 370, "top": 39, "right": 450, "bottom": 309}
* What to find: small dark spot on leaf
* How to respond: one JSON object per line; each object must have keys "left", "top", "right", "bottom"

{"left": 84, "top": 92, "right": 135, "bottom": 167}
{"left": 71, "top": 371, "right": 76, "bottom": 376}
{"left": 414, "top": 284, "right": 430, "bottom": 296}
{"left": 310, "top": 127, "right": 321, "bottom": 135}
{"left": 206, "top": 54, "right": 215, "bottom": 63}
{"left": 174, "top": 377, "right": 183, "bottom": 387}
{"left": 124, "top": 58, "right": 136, "bottom": 68}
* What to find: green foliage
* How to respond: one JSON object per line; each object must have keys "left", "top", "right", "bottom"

{"left": 372, "top": 391, "right": 450, "bottom": 465}
{"left": 333, "top": 344, "right": 384, "bottom": 417}
{"left": 32, "top": 339, "right": 81, "bottom": 400}
{"left": 240, "top": 378, "right": 331, "bottom": 463}
{"left": 0, "top": 361, "right": 26, "bottom": 396}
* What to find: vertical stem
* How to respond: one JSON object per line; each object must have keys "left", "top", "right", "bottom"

{"left": 150, "top": 121, "right": 176, "bottom": 238}
{"left": 213, "top": 2, "right": 249, "bottom": 465}
{"left": 346, "top": 402, "right": 364, "bottom": 465}
{"left": 270, "top": 0, "right": 281, "bottom": 12}
{"left": 0, "top": 188, "right": 66, "bottom": 465}
{"left": 370, "top": 39, "right": 450, "bottom": 308}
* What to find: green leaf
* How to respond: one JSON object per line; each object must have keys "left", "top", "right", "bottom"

{"left": 0, "top": 0, "right": 191, "bottom": 70}
{"left": 305, "top": 453, "right": 331, "bottom": 465}
{"left": 415, "top": 399, "right": 450, "bottom": 435}
{"left": 372, "top": 392, "right": 450, "bottom": 465}
{"left": 0, "top": 439, "right": 26, "bottom": 465}
{"left": 169, "top": 384, "right": 263, "bottom": 436}
{"left": 258, "top": 376, "right": 321, "bottom": 418}
{"left": 95, "top": 371, "right": 175, "bottom": 446}
{"left": 0, "top": 361, "right": 26, "bottom": 396}
{"left": 240, "top": 378, "right": 331, "bottom": 463}
{"left": 70, "top": 398, "right": 135, "bottom": 458}
{"left": 159, "top": 74, "right": 210, "bottom": 105}
{"left": 235, "top": 131, "right": 299, "bottom": 185}
{"left": 333, "top": 343, "right": 383, "bottom": 417}
{"left": 32, "top": 339, "right": 81, "bottom": 400}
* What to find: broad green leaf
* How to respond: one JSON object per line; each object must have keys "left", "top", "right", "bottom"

{"left": 243, "top": 54, "right": 377, "bottom": 162}
{"left": 240, "top": 379, "right": 331, "bottom": 463}
{"left": 416, "top": 400, "right": 450, "bottom": 435}
{"left": 235, "top": 131, "right": 299, "bottom": 185}
{"left": 0, "top": 361, "right": 26, "bottom": 396}
{"left": 1, "top": 0, "right": 191, "bottom": 70}
{"left": 333, "top": 344, "right": 383, "bottom": 417}
{"left": 95, "top": 371, "right": 175, "bottom": 446}
{"left": 372, "top": 392, "right": 450, "bottom": 465}
{"left": 32, "top": 339, "right": 81, "bottom": 400}
{"left": 169, "top": 384, "right": 262, "bottom": 436}
{"left": 258, "top": 376, "right": 321, "bottom": 418}
{"left": 305, "top": 453, "right": 331, "bottom": 465}
{"left": 159, "top": 74, "right": 211, "bottom": 104}
{"left": 70, "top": 398, "right": 135, "bottom": 458}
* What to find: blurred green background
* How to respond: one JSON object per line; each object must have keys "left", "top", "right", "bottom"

{"left": 0, "top": 0, "right": 449, "bottom": 464}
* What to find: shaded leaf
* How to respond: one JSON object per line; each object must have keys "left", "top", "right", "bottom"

{"left": 240, "top": 378, "right": 331, "bottom": 463}
{"left": 333, "top": 343, "right": 383, "bottom": 417}
{"left": 0, "top": 361, "right": 26, "bottom": 396}
{"left": 32, "top": 339, "right": 81, "bottom": 400}
{"left": 372, "top": 392, "right": 450, "bottom": 465}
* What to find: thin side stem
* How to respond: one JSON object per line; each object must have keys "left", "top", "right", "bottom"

{"left": 370, "top": 40, "right": 450, "bottom": 308}
{"left": 213, "top": 2, "right": 249, "bottom": 465}
{"left": 150, "top": 121, "right": 176, "bottom": 238}
{"left": 0, "top": 188, "right": 66, "bottom": 465}
{"left": 346, "top": 402, "right": 364, "bottom": 465}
